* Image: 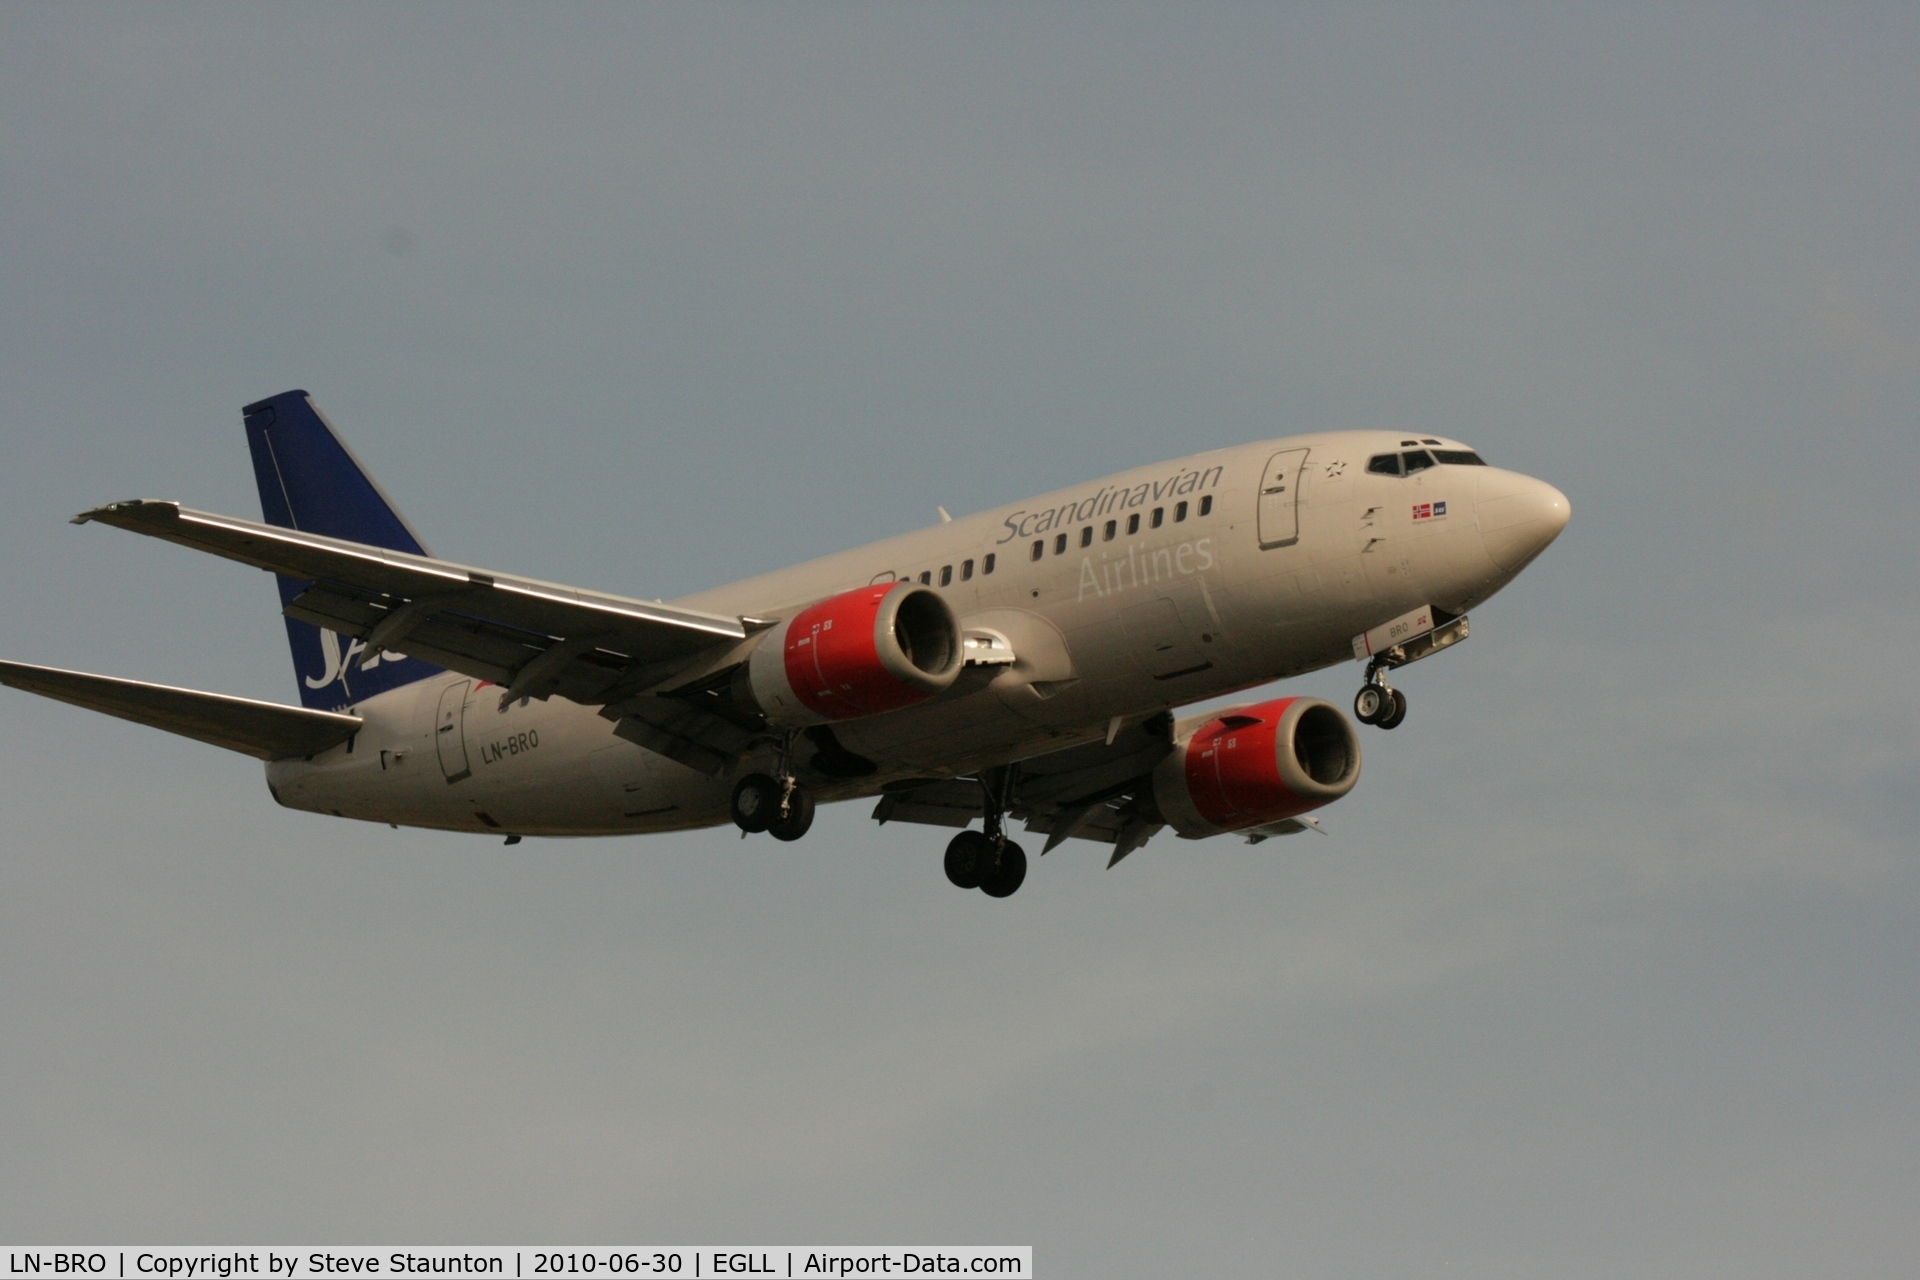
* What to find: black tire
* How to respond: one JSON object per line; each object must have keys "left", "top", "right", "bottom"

{"left": 980, "top": 841, "right": 1028, "bottom": 898}
{"left": 1354, "top": 685, "right": 1388, "bottom": 724}
{"left": 767, "top": 785, "right": 816, "bottom": 842}
{"left": 730, "top": 773, "right": 779, "bottom": 833}
{"left": 944, "top": 830, "right": 991, "bottom": 889}
{"left": 1377, "top": 687, "right": 1408, "bottom": 730}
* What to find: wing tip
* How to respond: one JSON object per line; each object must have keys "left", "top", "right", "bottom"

{"left": 71, "top": 498, "right": 177, "bottom": 526}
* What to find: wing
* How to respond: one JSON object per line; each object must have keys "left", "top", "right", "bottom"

{"left": 872, "top": 715, "right": 1177, "bottom": 865}
{"left": 0, "top": 660, "right": 361, "bottom": 760}
{"left": 872, "top": 714, "right": 1331, "bottom": 864}
{"left": 73, "top": 500, "right": 770, "bottom": 713}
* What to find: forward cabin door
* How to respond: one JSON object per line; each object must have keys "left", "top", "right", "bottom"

{"left": 1257, "top": 448, "right": 1310, "bottom": 548}
{"left": 435, "top": 679, "right": 472, "bottom": 783}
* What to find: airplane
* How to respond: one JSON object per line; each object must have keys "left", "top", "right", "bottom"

{"left": 0, "top": 391, "right": 1569, "bottom": 898}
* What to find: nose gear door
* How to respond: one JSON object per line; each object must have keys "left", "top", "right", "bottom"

{"left": 435, "top": 679, "right": 472, "bottom": 783}
{"left": 1258, "top": 448, "right": 1310, "bottom": 548}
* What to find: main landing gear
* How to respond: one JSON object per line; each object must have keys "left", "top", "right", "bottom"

{"left": 731, "top": 772, "right": 816, "bottom": 841}
{"left": 944, "top": 765, "right": 1027, "bottom": 898}
{"left": 944, "top": 830, "right": 1027, "bottom": 897}
{"left": 721, "top": 771, "right": 806, "bottom": 840}
{"left": 731, "top": 736, "right": 815, "bottom": 841}
{"left": 1354, "top": 660, "right": 1408, "bottom": 730}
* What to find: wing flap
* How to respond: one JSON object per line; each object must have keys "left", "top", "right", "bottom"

{"left": 0, "top": 660, "right": 361, "bottom": 761}
{"left": 871, "top": 714, "right": 1177, "bottom": 853}
{"left": 871, "top": 781, "right": 983, "bottom": 829}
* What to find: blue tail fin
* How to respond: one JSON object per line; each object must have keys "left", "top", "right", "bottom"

{"left": 243, "top": 390, "right": 443, "bottom": 710}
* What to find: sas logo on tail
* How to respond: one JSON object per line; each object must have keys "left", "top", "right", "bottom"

{"left": 306, "top": 627, "right": 403, "bottom": 692}
{"left": 1412, "top": 501, "right": 1448, "bottom": 521}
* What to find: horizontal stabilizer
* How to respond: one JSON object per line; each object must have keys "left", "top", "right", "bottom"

{"left": 0, "top": 660, "right": 362, "bottom": 761}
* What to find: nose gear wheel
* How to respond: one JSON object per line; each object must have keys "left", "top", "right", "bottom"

{"left": 1355, "top": 657, "right": 1409, "bottom": 729}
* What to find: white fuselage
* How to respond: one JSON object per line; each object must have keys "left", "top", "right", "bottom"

{"left": 266, "top": 430, "right": 1569, "bottom": 837}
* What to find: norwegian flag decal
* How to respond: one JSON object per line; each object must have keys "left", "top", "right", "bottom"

{"left": 1412, "top": 500, "right": 1448, "bottom": 521}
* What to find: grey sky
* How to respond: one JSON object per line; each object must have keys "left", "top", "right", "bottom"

{"left": 1, "top": 4, "right": 1916, "bottom": 1274}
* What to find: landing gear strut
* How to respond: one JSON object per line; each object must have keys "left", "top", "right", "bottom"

{"left": 1354, "top": 658, "right": 1408, "bottom": 730}
{"left": 944, "top": 766, "right": 1027, "bottom": 897}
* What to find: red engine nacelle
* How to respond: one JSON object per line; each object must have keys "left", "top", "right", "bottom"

{"left": 1151, "top": 696, "right": 1362, "bottom": 838}
{"left": 743, "top": 582, "right": 963, "bottom": 727}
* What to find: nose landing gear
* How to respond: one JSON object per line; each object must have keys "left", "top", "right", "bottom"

{"left": 1350, "top": 609, "right": 1472, "bottom": 731}
{"left": 1354, "top": 660, "right": 1409, "bottom": 730}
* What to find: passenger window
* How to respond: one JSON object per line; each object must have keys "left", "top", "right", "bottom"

{"left": 1055, "top": 533, "right": 1067, "bottom": 555}
{"left": 1402, "top": 450, "right": 1436, "bottom": 474}
{"left": 1080, "top": 526, "right": 1093, "bottom": 548}
{"left": 1031, "top": 541, "right": 1044, "bottom": 561}
{"left": 1103, "top": 520, "right": 1116, "bottom": 541}
{"left": 1175, "top": 501, "right": 1188, "bottom": 522}
{"left": 1151, "top": 507, "right": 1164, "bottom": 528}
{"left": 1199, "top": 495, "right": 1213, "bottom": 516}
{"left": 1432, "top": 450, "right": 1486, "bottom": 466}
{"left": 1367, "top": 454, "right": 1402, "bottom": 475}
{"left": 1127, "top": 513, "right": 1140, "bottom": 535}
{"left": 919, "top": 571, "right": 932, "bottom": 585}
{"left": 984, "top": 553, "right": 995, "bottom": 574}
{"left": 961, "top": 559, "right": 974, "bottom": 581}
{"left": 939, "top": 565, "right": 952, "bottom": 586}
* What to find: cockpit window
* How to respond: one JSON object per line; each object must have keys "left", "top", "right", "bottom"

{"left": 1432, "top": 450, "right": 1486, "bottom": 466}
{"left": 1367, "top": 454, "right": 1402, "bottom": 476}
{"left": 1402, "top": 450, "right": 1436, "bottom": 473}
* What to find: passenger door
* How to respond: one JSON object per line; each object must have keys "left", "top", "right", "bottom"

{"left": 435, "top": 679, "right": 472, "bottom": 783}
{"left": 1258, "top": 448, "right": 1310, "bottom": 548}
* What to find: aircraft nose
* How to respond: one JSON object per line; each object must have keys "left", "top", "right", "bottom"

{"left": 1477, "top": 472, "right": 1571, "bottom": 572}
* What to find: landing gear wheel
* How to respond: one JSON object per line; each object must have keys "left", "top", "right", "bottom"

{"left": 944, "top": 830, "right": 991, "bottom": 889}
{"left": 980, "top": 841, "right": 1028, "bottom": 898}
{"left": 730, "top": 773, "right": 779, "bottom": 833}
{"left": 1354, "top": 685, "right": 1389, "bottom": 725}
{"left": 1376, "top": 688, "right": 1408, "bottom": 730}
{"left": 767, "top": 785, "right": 816, "bottom": 842}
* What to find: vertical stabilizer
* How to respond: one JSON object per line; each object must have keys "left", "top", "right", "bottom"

{"left": 243, "top": 390, "right": 443, "bottom": 710}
